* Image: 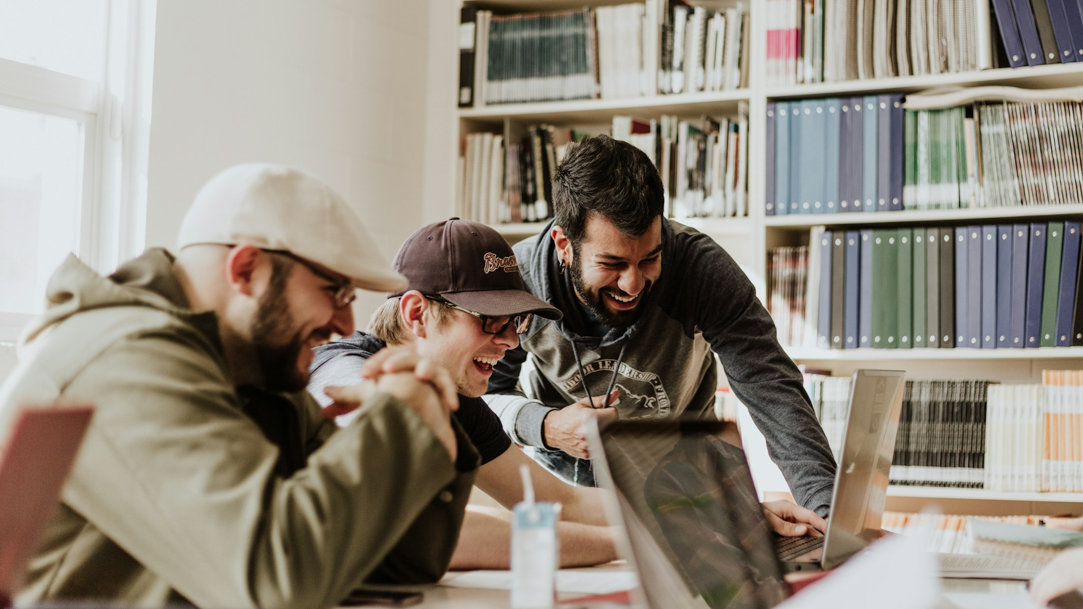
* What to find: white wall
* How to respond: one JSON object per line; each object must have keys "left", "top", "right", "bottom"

{"left": 0, "top": 1, "right": 443, "bottom": 381}
{"left": 148, "top": 0, "right": 434, "bottom": 317}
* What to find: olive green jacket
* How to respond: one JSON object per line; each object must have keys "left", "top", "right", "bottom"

{"left": 0, "top": 249, "right": 478, "bottom": 609}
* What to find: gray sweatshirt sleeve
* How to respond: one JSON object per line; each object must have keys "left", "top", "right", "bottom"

{"left": 486, "top": 345, "right": 557, "bottom": 447}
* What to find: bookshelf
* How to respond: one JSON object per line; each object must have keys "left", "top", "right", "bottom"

{"left": 439, "top": 0, "right": 1083, "bottom": 516}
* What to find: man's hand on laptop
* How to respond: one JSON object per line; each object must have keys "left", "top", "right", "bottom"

{"left": 761, "top": 500, "right": 827, "bottom": 537}
{"left": 542, "top": 390, "right": 619, "bottom": 459}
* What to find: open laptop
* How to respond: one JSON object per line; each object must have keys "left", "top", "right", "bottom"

{"left": 0, "top": 406, "right": 93, "bottom": 605}
{"left": 775, "top": 369, "right": 907, "bottom": 572}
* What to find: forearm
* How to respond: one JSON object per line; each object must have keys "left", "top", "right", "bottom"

{"left": 449, "top": 506, "right": 618, "bottom": 570}
{"left": 483, "top": 393, "right": 556, "bottom": 448}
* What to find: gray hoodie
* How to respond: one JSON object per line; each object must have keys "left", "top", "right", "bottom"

{"left": 486, "top": 219, "right": 836, "bottom": 515}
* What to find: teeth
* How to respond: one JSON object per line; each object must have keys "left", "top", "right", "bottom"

{"left": 608, "top": 292, "right": 638, "bottom": 303}
{"left": 473, "top": 356, "right": 499, "bottom": 366}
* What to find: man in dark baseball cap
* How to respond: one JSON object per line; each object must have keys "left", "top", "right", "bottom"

{"left": 310, "top": 218, "right": 619, "bottom": 570}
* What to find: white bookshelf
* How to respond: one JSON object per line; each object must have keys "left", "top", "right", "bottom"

{"left": 440, "top": 0, "right": 1083, "bottom": 516}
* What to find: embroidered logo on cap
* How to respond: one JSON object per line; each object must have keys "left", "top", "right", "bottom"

{"left": 483, "top": 252, "right": 518, "bottom": 274}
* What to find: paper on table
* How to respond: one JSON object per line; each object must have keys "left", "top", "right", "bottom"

{"left": 968, "top": 519, "right": 1083, "bottom": 549}
{"left": 775, "top": 528, "right": 940, "bottom": 609}
{"left": 439, "top": 569, "right": 638, "bottom": 595}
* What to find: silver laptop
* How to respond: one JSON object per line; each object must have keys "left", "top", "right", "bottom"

{"left": 774, "top": 369, "right": 907, "bottom": 571}
{"left": 588, "top": 418, "right": 791, "bottom": 609}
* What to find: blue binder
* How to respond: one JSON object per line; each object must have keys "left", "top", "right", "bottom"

{"left": 838, "top": 98, "right": 861, "bottom": 214}
{"left": 967, "top": 226, "right": 982, "bottom": 348}
{"left": 1056, "top": 221, "right": 1081, "bottom": 345}
{"left": 824, "top": 98, "right": 841, "bottom": 214}
{"left": 1044, "top": 0, "right": 1079, "bottom": 61}
{"left": 817, "top": 230, "right": 833, "bottom": 349}
{"left": 996, "top": 224, "right": 1014, "bottom": 347}
{"left": 766, "top": 103, "right": 777, "bottom": 216}
{"left": 1060, "top": 0, "right": 1083, "bottom": 60}
{"left": 775, "top": 101, "right": 790, "bottom": 217}
{"left": 861, "top": 96, "right": 878, "bottom": 213}
{"left": 844, "top": 231, "right": 860, "bottom": 348}
{"left": 805, "top": 99, "right": 827, "bottom": 214}
{"left": 1010, "top": 0, "right": 1048, "bottom": 64}
{"left": 991, "top": 0, "right": 1030, "bottom": 66}
{"left": 981, "top": 225, "right": 999, "bottom": 348}
{"left": 954, "top": 227, "right": 969, "bottom": 348}
{"left": 1025, "top": 223, "right": 1046, "bottom": 347}
{"left": 860, "top": 229, "right": 874, "bottom": 347}
{"left": 1009, "top": 224, "right": 1029, "bottom": 348}
{"left": 789, "top": 102, "right": 803, "bottom": 215}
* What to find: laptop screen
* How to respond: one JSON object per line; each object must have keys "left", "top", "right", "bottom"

{"left": 590, "top": 419, "right": 789, "bottom": 609}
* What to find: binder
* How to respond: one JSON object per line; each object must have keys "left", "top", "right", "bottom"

{"left": 1056, "top": 221, "right": 1081, "bottom": 345}
{"left": 830, "top": 232, "right": 846, "bottom": 348}
{"left": 1044, "top": 0, "right": 1080, "bottom": 61}
{"left": 789, "top": 102, "right": 803, "bottom": 214}
{"left": 898, "top": 228, "right": 914, "bottom": 348}
{"left": 1040, "top": 221, "right": 1064, "bottom": 347}
{"left": 967, "top": 226, "right": 982, "bottom": 348}
{"left": 981, "top": 225, "right": 999, "bottom": 348}
{"left": 990, "top": 0, "right": 1029, "bottom": 66}
{"left": 817, "top": 230, "right": 833, "bottom": 349}
{"left": 872, "top": 229, "right": 899, "bottom": 348}
{"left": 954, "top": 227, "right": 970, "bottom": 348}
{"left": 996, "top": 224, "right": 1014, "bottom": 348}
{"left": 1010, "top": 0, "right": 1049, "bottom": 64}
{"left": 877, "top": 96, "right": 892, "bottom": 213}
{"left": 939, "top": 228, "right": 955, "bottom": 348}
{"left": 1030, "top": 0, "right": 1065, "bottom": 62}
{"left": 1024, "top": 223, "right": 1047, "bottom": 347}
{"left": 888, "top": 95, "right": 905, "bottom": 211}
{"left": 927, "top": 227, "right": 941, "bottom": 349}
{"left": 458, "top": 6, "right": 479, "bottom": 107}
{"left": 824, "top": 98, "right": 841, "bottom": 214}
{"left": 1009, "top": 224, "right": 1030, "bottom": 348}
{"left": 775, "top": 101, "right": 791, "bottom": 216}
{"left": 861, "top": 95, "right": 878, "bottom": 212}
{"left": 803, "top": 99, "right": 825, "bottom": 214}
{"left": 1060, "top": 0, "right": 1083, "bottom": 61}
{"left": 844, "top": 231, "right": 860, "bottom": 348}
{"left": 765, "top": 103, "right": 777, "bottom": 216}
{"left": 837, "top": 98, "right": 862, "bottom": 214}
{"left": 913, "top": 230, "right": 927, "bottom": 348}
{"left": 860, "top": 229, "right": 874, "bottom": 347}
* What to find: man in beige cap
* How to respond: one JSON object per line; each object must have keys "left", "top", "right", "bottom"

{"left": 0, "top": 164, "right": 476, "bottom": 609}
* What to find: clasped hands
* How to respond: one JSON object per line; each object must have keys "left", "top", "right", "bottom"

{"left": 321, "top": 346, "right": 460, "bottom": 460}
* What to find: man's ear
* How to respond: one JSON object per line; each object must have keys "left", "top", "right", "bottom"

{"left": 224, "top": 245, "right": 268, "bottom": 297}
{"left": 398, "top": 290, "right": 430, "bottom": 338}
{"left": 551, "top": 225, "right": 574, "bottom": 267}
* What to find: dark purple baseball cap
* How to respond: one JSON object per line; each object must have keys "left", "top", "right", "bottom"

{"left": 391, "top": 218, "right": 561, "bottom": 320}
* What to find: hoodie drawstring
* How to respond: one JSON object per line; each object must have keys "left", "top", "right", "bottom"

{"left": 568, "top": 338, "right": 628, "bottom": 485}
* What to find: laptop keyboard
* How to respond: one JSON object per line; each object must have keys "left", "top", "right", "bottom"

{"left": 775, "top": 535, "right": 824, "bottom": 561}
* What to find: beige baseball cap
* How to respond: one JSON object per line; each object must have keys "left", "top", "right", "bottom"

{"left": 177, "top": 163, "right": 406, "bottom": 292}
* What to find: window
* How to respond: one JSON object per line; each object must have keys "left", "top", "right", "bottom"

{"left": 0, "top": 0, "right": 155, "bottom": 341}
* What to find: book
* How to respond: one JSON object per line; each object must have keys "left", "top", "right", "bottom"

{"left": 1025, "top": 223, "right": 1047, "bottom": 347}
{"left": 1040, "top": 221, "right": 1064, "bottom": 346}
{"left": 1056, "top": 221, "right": 1081, "bottom": 346}
{"left": 968, "top": 518, "right": 1083, "bottom": 548}
{"left": 458, "top": 6, "right": 479, "bottom": 107}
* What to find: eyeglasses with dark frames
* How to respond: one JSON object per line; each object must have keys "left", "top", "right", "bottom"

{"left": 427, "top": 296, "right": 533, "bottom": 335}
{"left": 264, "top": 249, "right": 357, "bottom": 309}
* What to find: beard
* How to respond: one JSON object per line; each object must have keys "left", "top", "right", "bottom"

{"left": 250, "top": 267, "right": 309, "bottom": 393}
{"left": 569, "top": 251, "right": 651, "bottom": 328}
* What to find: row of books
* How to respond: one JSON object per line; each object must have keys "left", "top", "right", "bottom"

{"left": 613, "top": 111, "right": 750, "bottom": 220}
{"left": 990, "top": 0, "right": 1083, "bottom": 67}
{"left": 806, "top": 372, "right": 1083, "bottom": 491}
{"left": 767, "top": 221, "right": 1083, "bottom": 350}
{"left": 767, "top": 93, "right": 1083, "bottom": 216}
{"left": 457, "top": 2, "right": 749, "bottom": 107}
{"left": 765, "top": 94, "right": 904, "bottom": 216}
{"left": 984, "top": 371, "right": 1083, "bottom": 492}
{"left": 458, "top": 126, "right": 581, "bottom": 225}
{"left": 764, "top": 0, "right": 994, "bottom": 87}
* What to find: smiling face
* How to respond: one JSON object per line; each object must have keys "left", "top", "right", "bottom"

{"left": 559, "top": 214, "right": 662, "bottom": 327}
{"left": 413, "top": 300, "right": 519, "bottom": 397}
{"left": 250, "top": 253, "right": 355, "bottom": 391}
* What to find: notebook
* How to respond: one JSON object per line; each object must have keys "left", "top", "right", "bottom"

{"left": 776, "top": 369, "right": 907, "bottom": 572}
{"left": 0, "top": 406, "right": 93, "bottom": 605}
